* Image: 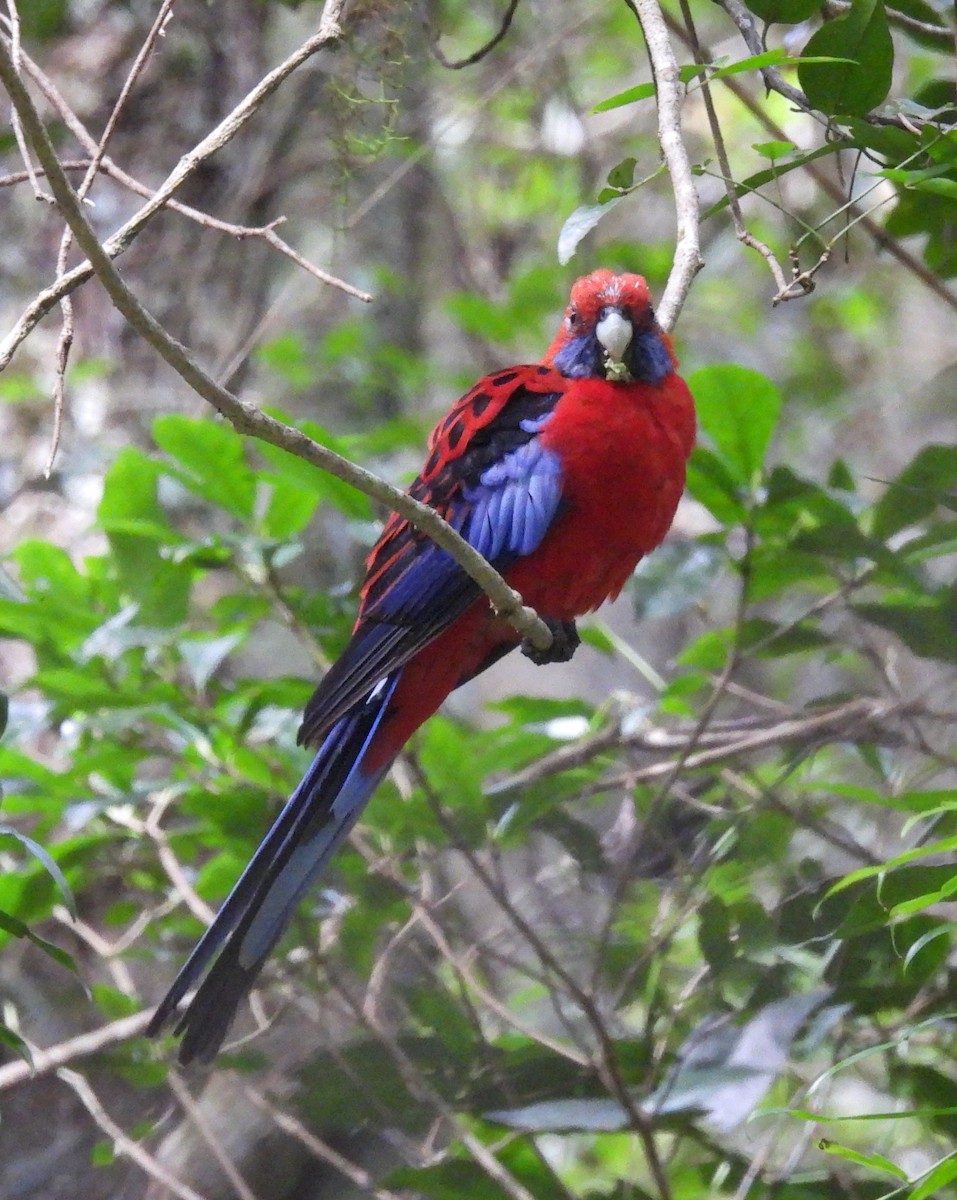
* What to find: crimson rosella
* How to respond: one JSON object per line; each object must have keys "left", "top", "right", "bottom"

{"left": 147, "top": 270, "right": 696, "bottom": 1063}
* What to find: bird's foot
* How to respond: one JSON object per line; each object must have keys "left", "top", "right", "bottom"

{"left": 521, "top": 618, "right": 580, "bottom": 666}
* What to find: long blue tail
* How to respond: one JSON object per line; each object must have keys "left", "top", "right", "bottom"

{"left": 147, "top": 673, "right": 400, "bottom": 1064}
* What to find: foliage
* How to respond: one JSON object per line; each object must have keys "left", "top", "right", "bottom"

{"left": 1, "top": 1, "right": 957, "bottom": 1199}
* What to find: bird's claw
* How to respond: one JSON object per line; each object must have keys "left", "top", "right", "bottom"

{"left": 521, "top": 618, "right": 580, "bottom": 666}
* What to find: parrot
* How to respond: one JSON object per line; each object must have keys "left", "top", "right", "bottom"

{"left": 147, "top": 269, "right": 696, "bottom": 1064}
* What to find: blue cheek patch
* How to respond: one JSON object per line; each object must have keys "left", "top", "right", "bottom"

{"left": 631, "top": 330, "right": 673, "bottom": 384}
{"left": 551, "top": 333, "right": 604, "bottom": 379}
{"left": 463, "top": 437, "right": 564, "bottom": 562}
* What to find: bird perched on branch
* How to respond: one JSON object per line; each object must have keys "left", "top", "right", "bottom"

{"left": 147, "top": 269, "right": 696, "bottom": 1064}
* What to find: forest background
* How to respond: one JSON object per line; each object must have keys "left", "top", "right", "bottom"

{"left": 1, "top": 0, "right": 957, "bottom": 1198}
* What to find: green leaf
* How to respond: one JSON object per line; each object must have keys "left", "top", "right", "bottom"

{"left": 910, "top": 1154, "right": 957, "bottom": 1200}
{"left": 98, "top": 448, "right": 192, "bottom": 626}
{"left": 688, "top": 364, "right": 782, "bottom": 487}
{"left": 816, "top": 1138, "right": 907, "bottom": 1180}
{"left": 486, "top": 1097, "right": 629, "bottom": 1132}
{"left": 0, "top": 907, "right": 79, "bottom": 973}
{"left": 752, "top": 140, "right": 796, "bottom": 160}
{"left": 0, "top": 1021, "right": 34, "bottom": 1066}
{"left": 685, "top": 447, "right": 748, "bottom": 524}
{"left": 262, "top": 477, "right": 320, "bottom": 539}
{"left": 153, "top": 414, "right": 256, "bottom": 519}
{"left": 0, "top": 825, "right": 77, "bottom": 918}
{"left": 256, "top": 332, "right": 315, "bottom": 390}
{"left": 853, "top": 590, "right": 957, "bottom": 663}
{"left": 798, "top": 0, "right": 894, "bottom": 117}
{"left": 557, "top": 198, "right": 623, "bottom": 265}
{"left": 872, "top": 444, "right": 957, "bottom": 538}
{"left": 593, "top": 83, "right": 657, "bottom": 112}
{"left": 606, "top": 156, "right": 637, "bottom": 191}
{"left": 703, "top": 142, "right": 850, "bottom": 219}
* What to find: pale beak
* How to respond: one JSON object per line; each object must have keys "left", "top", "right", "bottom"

{"left": 595, "top": 308, "right": 633, "bottom": 367}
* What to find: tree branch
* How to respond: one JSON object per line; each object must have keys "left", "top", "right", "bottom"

{"left": 58, "top": 1069, "right": 208, "bottom": 1200}
{"left": 429, "top": 0, "right": 522, "bottom": 68}
{"left": 624, "top": 0, "right": 703, "bottom": 331}
{"left": 0, "top": 1010, "right": 155, "bottom": 1092}
{"left": 490, "top": 696, "right": 920, "bottom": 795}
{"left": 0, "top": 35, "right": 554, "bottom": 653}
{"left": 0, "top": 0, "right": 366, "bottom": 373}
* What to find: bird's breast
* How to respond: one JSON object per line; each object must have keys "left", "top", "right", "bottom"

{"left": 505, "top": 374, "right": 695, "bottom": 618}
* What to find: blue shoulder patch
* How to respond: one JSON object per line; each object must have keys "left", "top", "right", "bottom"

{"left": 463, "top": 434, "right": 563, "bottom": 562}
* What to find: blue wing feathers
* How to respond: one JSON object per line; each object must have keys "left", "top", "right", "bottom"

{"left": 464, "top": 436, "right": 563, "bottom": 563}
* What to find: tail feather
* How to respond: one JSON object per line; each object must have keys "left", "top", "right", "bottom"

{"left": 148, "top": 673, "right": 400, "bottom": 1064}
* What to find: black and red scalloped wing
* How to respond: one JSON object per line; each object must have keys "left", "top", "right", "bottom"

{"left": 360, "top": 364, "right": 563, "bottom": 615}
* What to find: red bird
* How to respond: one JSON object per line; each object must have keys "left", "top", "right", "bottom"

{"left": 148, "top": 270, "right": 696, "bottom": 1063}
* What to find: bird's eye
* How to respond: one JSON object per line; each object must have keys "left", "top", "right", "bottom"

{"left": 565, "top": 306, "right": 579, "bottom": 329}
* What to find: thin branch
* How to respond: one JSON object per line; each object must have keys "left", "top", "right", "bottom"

{"left": 0, "top": 158, "right": 90, "bottom": 186}
{"left": 326, "top": 970, "right": 548, "bottom": 1200}
{"left": 0, "top": 37, "right": 554, "bottom": 652}
{"left": 45, "top": 0, "right": 175, "bottom": 473}
{"left": 715, "top": 0, "right": 810, "bottom": 111}
{"left": 624, "top": 0, "right": 703, "bottom": 331}
{"left": 408, "top": 762, "right": 674, "bottom": 1200}
{"left": 713, "top": 0, "right": 937, "bottom": 130}
{"left": 243, "top": 1087, "right": 406, "bottom": 1200}
{"left": 492, "top": 695, "right": 918, "bottom": 795}
{"left": 0, "top": 1009, "right": 155, "bottom": 1092}
{"left": 429, "top": 0, "right": 522, "bottom": 68}
{"left": 0, "top": 0, "right": 363, "bottom": 373}
{"left": 145, "top": 789, "right": 218, "bottom": 926}
{"left": 167, "top": 1070, "right": 260, "bottom": 1200}
{"left": 3, "top": 1, "right": 50, "bottom": 203}
{"left": 826, "top": 0, "right": 954, "bottom": 45}
{"left": 58, "top": 1069, "right": 210, "bottom": 1200}
{"left": 678, "top": 0, "right": 797, "bottom": 301}
{"left": 7, "top": 47, "right": 373, "bottom": 304}
{"left": 663, "top": 12, "right": 957, "bottom": 315}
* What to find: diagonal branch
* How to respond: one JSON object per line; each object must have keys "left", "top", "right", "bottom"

{"left": 0, "top": 0, "right": 364, "bottom": 372}
{"left": 0, "top": 36, "right": 553, "bottom": 654}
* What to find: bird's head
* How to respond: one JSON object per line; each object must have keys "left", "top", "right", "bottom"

{"left": 544, "top": 270, "right": 677, "bottom": 385}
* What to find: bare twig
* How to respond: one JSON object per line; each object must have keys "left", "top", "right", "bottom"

{"left": 0, "top": 158, "right": 90, "bottom": 186}
{"left": 0, "top": 36, "right": 554, "bottom": 653}
{"left": 494, "top": 696, "right": 916, "bottom": 795}
{"left": 45, "top": 0, "right": 175, "bottom": 473}
{"left": 407, "top": 762, "right": 675, "bottom": 1200}
{"left": 168, "top": 1070, "right": 260, "bottom": 1200}
{"left": 326, "top": 970, "right": 546, "bottom": 1200}
{"left": 715, "top": 0, "right": 810, "bottom": 111}
{"left": 0, "top": 1009, "right": 155, "bottom": 1092}
{"left": 0, "top": 0, "right": 364, "bottom": 373}
{"left": 244, "top": 1086, "right": 406, "bottom": 1200}
{"left": 58, "top": 1069, "right": 210, "bottom": 1200}
{"left": 430, "top": 0, "right": 522, "bottom": 68}
{"left": 662, "top": 12, "right": 957, "bottom": 314}
{"left": 8, "top": 47, "right": 373, "bottom": 304}
{"left": 145, "top": 790, "right": 218, "bottom": 926}
{"left": 3, "top": 1, "right": 50, "bottom": 203}
{"left": 678, "top": 0, "right": 797, "bottom": 301}
{"left": 826, "top": 0, "right": 954, "bottom": 45}
{"left": 624, "top": 0, "right": 703, "bottom": 331}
